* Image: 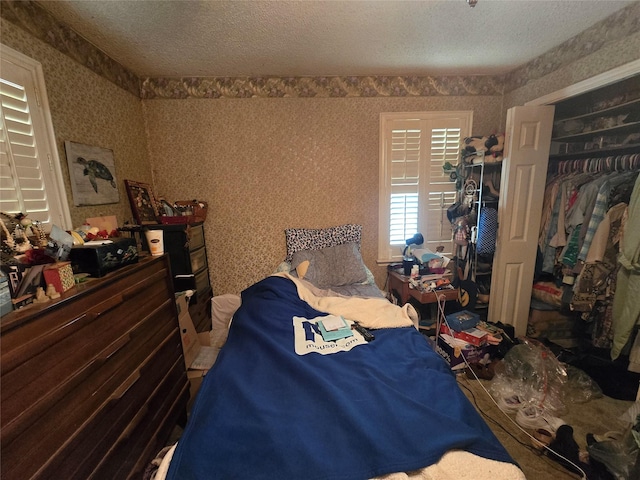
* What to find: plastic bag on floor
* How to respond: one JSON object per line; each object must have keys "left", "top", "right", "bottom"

{"left": 565, "top": 364, "right": 603, "bottom": 403}
{"left": 490, "top": 339, "right": 604, "bottom": 413}
{"left": 497, "top": 339, "right": 568, "bottom": 413}
{"left": 587, "top": 427, "right": 639, "bottom": 480}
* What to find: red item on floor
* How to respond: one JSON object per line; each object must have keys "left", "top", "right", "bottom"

{"left": 440, "top": 324, "right": 488, "bottom": 346}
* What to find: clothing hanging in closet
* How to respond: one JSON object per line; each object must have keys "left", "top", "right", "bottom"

{"left": 612, "top": 173, "right": 640, "bottom": 360}
{"left": 537, "top": 153, "right": 640, "bottom": 351}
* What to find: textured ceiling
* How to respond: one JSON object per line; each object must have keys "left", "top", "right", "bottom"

{"left": 36, "top": 0, "right": 637, "bottom": 77}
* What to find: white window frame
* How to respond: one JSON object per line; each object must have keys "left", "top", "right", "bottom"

{"left": 377, "top": 111, "right": 473, "bottom": 263}
{"left": 0, "top": 44, "right": 72, "bottom": 231}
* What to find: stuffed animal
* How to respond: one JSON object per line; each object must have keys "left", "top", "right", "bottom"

{"left": 464, "top": 153, "right": 484, "bottom": 165}
{"left": 485, "top": 152, "right": 503, "bottom": 163}
{"left": 486, "top": 134, "right": 505, "bottom": 153}
{"left": 462, "top": 134, "right": 505, "bottom": 153}
{"left": 462, "top": 136, "right": 489, "bottom": 155}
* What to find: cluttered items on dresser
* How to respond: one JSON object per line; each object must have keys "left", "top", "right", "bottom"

{"left": 157, "top": 198, "right": 208, "bottom": 225}
{"left": 0, "top": 212, "right": 139, "bottom": 312}
{"left": 124, "top": 179, "right": 208, "bottom": 226}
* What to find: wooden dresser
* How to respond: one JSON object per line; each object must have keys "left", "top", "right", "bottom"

{"left": 1, "top": 255, "right": 189, "bottom": 480}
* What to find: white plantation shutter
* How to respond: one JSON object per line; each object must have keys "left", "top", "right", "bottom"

{"left": 378, "top": 112, "right": 472, "bottom": 262}
{"left": 0, "top": 45, "right": 70, "bottom": 230}
{"left": 0, "top": 78, "right": 50, "bottom": 219}
{"left": 424, "top": 127, "right": 462, "bottom": 254}
{"left": 389, "top": 122, "right": 420, "bottom": 244}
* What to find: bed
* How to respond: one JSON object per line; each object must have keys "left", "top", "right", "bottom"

{"left": 151, "top": 225, "right": 525, "bottom": 480}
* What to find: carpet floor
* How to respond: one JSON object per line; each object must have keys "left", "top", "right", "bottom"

{"left": 458, "top": 374, "right": 635, "bottom": 479}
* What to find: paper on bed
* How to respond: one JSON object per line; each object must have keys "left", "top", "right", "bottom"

{"left": 321, "top": 314, "right": 347, "bottom": 331}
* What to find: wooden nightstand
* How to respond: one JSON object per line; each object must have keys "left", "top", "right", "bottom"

{"left": 387, "top": 269, "right": 458, "bottom": 326}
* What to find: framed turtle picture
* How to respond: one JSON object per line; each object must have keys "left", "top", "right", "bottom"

{"left": 124, "top": 179, "right": 160, "bottom": 225}
{"left": 65, "top": 141, "right": 120, "bottom": 206}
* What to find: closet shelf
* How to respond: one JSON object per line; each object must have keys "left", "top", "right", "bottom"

{"left": 474, "top": 271, "right": 493, "bottom": 277}
{"left": 549, "top": 143, "right": 640, "bottom": 161}
{"left": 552, "top": 121, "right": 640, "bottom": 142}
{"left": 556, "top": 97, "right": 640, "bottom": 123}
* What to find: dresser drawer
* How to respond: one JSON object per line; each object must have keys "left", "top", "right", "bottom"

{"left": 30, "top": 333, "right": 185, "bottom": 480}
{"left": 91, "top": 355, "right": 190, "bottom": 479}
{"left": 190, "top": 246, "right": 207, "bottom": 273}
{"left": 0, "top": 256, "right": 188, "bottom": 480}
{"left": 1, "top": 275, "right": 173, "bottom": 438}
{"left": 195, "top": 268, "right": 210, "bottom": 296}
{"left": 1, "top": 259, "right": 170, "bottom": 358}
{"left": 188, "top": 223, "right": 205, "bottom": 251}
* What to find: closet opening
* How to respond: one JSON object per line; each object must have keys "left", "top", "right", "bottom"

{"left": 524, "top": 60, "right": 640, "bottom": 401}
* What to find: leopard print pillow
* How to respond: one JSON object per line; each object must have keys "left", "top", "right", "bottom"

{"left": 284, "top": 224, "right": 362, "bottom": 263}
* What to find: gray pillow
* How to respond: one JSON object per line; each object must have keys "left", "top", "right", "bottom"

{"left": 290, "top": 242, "right": 368, "bottom": 288}
{"left": 210, "top": 294, "right": 241, "bottom": 349}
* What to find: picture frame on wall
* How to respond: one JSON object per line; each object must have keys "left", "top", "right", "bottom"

{"left": 65, "top": 141, "right": 120, "bottom": 206}
{"left": 124, "top": 180, "right": 159, "bottom": 225}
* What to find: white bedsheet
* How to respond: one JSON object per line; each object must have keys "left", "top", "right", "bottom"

{"left": 152, "top": 444, "right": 526, "bottom": 480}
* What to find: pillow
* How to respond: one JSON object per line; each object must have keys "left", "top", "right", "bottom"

{"left": 285, "top": 224, "right": 362, "bottom": 263}
{"left": 210, "top": 294, "right": 241, "bottom": 349}
{"left": 290, "top": 242, "right": 368, "bottom": 288}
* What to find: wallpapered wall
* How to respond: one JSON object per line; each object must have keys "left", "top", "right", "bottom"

{"left": 504, "top": 30, "right": 640, "bottom": 109}
{"left": 144, "top": 96, "right": 501, "bottom": 293}
{"left": 2, "top": 3, "right": 639, "bottom": 295}
{"left": 1, "top": 18, "right": 153, "bottom": 229}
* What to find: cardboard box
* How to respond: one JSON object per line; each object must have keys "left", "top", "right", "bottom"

{"left": 445, "top": 310, "right": 480, "bottom": 331}
{"left": 176, "top": 293, "right": 217, "bottom": 409}
{"left": 439, "top": 324, "right": 487, "bottom": 346}
{"left": 434, "top": 334, "right": 488, "bottom": 371}
{"left": 43, "top": 262, "right": 75, "bottom": 294}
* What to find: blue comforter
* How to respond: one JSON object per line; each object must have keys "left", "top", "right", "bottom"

{"left": 166, "top": 276, "right": 515, "bottom": 480}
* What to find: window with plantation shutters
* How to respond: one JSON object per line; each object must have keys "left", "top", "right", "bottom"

{"left": 0, "top": 45, "right": 71, "bottom": 231}
{"left": 378, "top": 112, "right": 472, "bottom": 263}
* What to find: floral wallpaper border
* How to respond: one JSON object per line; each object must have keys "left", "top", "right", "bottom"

{"left": 1, "top": 0, "right": 140, "bottom": 97}
{"left": 2, "top": 0, "right": 638, "bottom": 100}
{"left": 139, "top": 75, "right": 504, "bottom": 99}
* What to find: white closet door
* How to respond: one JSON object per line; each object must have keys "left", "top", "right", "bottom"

{"left": 489, "top": 105, "right": 555, "bottom": 337}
